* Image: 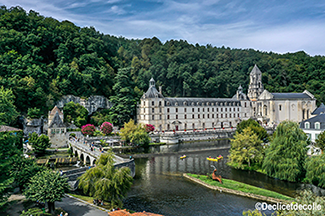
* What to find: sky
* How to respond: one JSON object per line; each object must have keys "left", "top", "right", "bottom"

{"left": 2, "top": 0, "right": 325, "bottom": 56}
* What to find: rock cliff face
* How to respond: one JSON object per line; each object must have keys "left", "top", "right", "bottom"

{"left": 56, "top": 95, "right": 112, "bottom": 115}
{"left": 23, "top": 118, "right": 44, "bottom": 136}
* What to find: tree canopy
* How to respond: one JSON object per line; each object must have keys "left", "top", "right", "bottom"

{"left": 24, "top": 169, "right": 69, "bottom": 214}
{"left": 120, "top": 119, "right": 150, "bottom": 147}
{"left": 63, "top": 101, "right": 88, "bottom": 127}
{"left": 29, "top": 132, "right": 51, "bottom": 154}
{"left": 262, "top": 121, "right": 308, "bottom": 182}
{"left": 78, "top": 149, "right": 133, "bottom": 208}
{"left": 236, "top": 119, "right": 269, "bottom": 142}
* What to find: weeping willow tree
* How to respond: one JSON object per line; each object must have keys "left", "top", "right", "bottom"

{"left": 305, "top": 154, "right": 325, "bottom": 188}
{"left": 78, "top": 149, "right": 133, "bottom": 208}
{"left": 262, "top": 121, "right": 308, "bottom": 182}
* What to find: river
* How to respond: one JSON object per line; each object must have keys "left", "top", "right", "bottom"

{"left": 123, "top": 140, "right": 304, "bottom": 216}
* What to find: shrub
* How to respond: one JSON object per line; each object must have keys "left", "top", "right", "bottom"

{"left": 70, "top": 133, "right": 76, "bottom": 138}
{"left": 100, "top": 122, "right": 113, "bottom": 135}
{"left": 27, "top": 107, "right": 42, "bottom": 119}
{"left": 81, "top": 124, "right": 96, "bottom": 136}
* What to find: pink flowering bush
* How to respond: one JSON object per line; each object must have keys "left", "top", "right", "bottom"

{"left": 81, "top": 124, "right": 95, "bottom": 136}
{"left": 145, "top": 124, "right": 155, "bottom": 133}
{"left": 100, "top": 122, "right": 113, "bottom": 135}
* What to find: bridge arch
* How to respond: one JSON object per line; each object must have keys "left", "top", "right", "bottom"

{"left": 85, "top": 155, "right": 91, "bottom": 165}
{"left": 74, "top": 150, "right": 78, "bottom": 157}
{"left": 80, "top": 153, "right": 84, "bottom": 164}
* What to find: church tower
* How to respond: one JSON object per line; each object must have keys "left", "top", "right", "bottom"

{"left": 247, "top": 65, "right": 264, "bottom": 101}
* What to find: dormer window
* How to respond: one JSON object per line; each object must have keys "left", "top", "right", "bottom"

{"left": 305, "top": 122, "right": 310, "bottom": 129}
{"left": 315, "top": 122, "right": 320, "bottom": 130}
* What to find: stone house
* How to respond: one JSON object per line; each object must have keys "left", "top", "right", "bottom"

{"left": 48, "top": 106, "right": 67, "bottom": 148}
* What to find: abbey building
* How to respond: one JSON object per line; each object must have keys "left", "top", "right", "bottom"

{"left": 137, "top": 65, "right": 316, "bottom": 131}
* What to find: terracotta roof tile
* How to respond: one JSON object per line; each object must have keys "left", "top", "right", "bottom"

{"left": 50, "top": 106, "right": 63, "bottom": 115}
{"left": 108, "top": 210, "right": 131, "bottom": 216}
{"left": 132, "top": 212, "right": 163, "bottom": 216}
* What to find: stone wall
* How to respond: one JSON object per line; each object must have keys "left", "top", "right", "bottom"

{"left": 56, "top": 95, "right": 113, "bottom": 115}
{"left": 50, "top": 133, "right": 68, "bottom": 148}
{"left": 23, "top": 118, "right": 43, "bottom": 136}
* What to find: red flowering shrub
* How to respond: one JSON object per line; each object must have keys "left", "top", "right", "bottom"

{"left": 100, "top": 122, "right": 113, "bottom": 135}
{"left": 145, "top": 124, "right": 155, "bottom": 133}
{"left": 81, "top": 124, "right": 95, "bottom": 136}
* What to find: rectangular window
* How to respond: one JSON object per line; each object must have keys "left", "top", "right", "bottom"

{"left": 229, "top": 114, "right": 231, "bottom": 118}
{"left": 143, "top": 108, "right": 145, "bottom": 113}
{"left": 152, "top": 101, "right": 154, "bottom": 106}
{"left": 185, "top": 115, "right": 187, "bottom": 119}
{"left": 208, "top": 114, "right": 210, "bottom": 118}
{"left": 185, "top": 108, "right": 187, "bottom": 112}
{"left": 221, "top": 114, "right": 223, "bottom": 118}
{"left": 233, "top": 108, "right": 235, "bottom": 111}
{"left": 152, "top": 115, "right": 154, "bottom": 120}
{"left": 152, "top": 108, "right": 154, "bottom": 113}
{"left": 212, "top": 114, "right": 214, "bottom": 118}
{"left": 203, "top": 108, "right": 205, "bottom": 112}
{"left": 192, "top": 108, "right": 194, "bottom": 112}
{"left": 238, "top": 107, "right": 239, "bottom": 111}
{"left": 225, "top": 108, "right": 227, "bottom": 112}
{"left": 167, "top": 115, "right": 170, "bottom": 119}
{"left": 176, "top": 108, "right": 178, "bottom": 112}
{"left": 198, "top": 114, "right": 200, "bottom": 118}
{"left": 279, "top": 105, "right": 282, "bottom": 111}
{"left": 160, "top": 115, "right": 162, "bottom": 120}
{"left": 221, "top": 108, "right": 223, "bottom": 112}
{"left": 51, "top": 129, "right": 55, "bottom": 134}
{"left": 212, "top": 108, "right": 214, "bottom": 112}
{"left": 159, "top": 101, "right": 162, "bottom": 106}
{"left": 208, "top": 108, "right": 210, "bottom": 112}
{"left": 203, "top": 114, "right": 205, "bottom": 118}
{"left": 217, "top": 108, "right": 219, "bottom": 112}
{"left": 225, "top": 114, "right": 227, "bottom": 118}
{"left": 198, "top": 108, "right": 200, "bottom": 112}
{"left": 217, "top": 114, "right": 218, "bottom": 118}
{"left": 160, "top": 108, "right": 162, "bottom": 112}
{"left": 167, "top": 108, "right": 170, "bottom": 113}
{"left": 192, "top": 114, "right": 194, "bottom": 119}
{"left": 176, "top": 115, "right": 178, "bottom": 119}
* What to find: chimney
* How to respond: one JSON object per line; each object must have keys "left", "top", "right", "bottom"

{"left": 159, "top": 86, "right": 162, "bottom": 94}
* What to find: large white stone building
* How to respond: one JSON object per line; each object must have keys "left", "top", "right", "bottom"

{"left": 137, "top": 65, "right": 316, "bottom": 131}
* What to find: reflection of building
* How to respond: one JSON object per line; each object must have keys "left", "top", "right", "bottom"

{"left": 137, "top": 65, "right": 317, "bottom": 131}
{"left": 48, "top": 106, "right": 67, "bottom": 147}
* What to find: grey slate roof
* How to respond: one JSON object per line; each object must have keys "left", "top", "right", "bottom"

{"left": 143, "top": 85, "right": 164, "bottom": 98}
{"left": 49, "top": 111, "right": 66, "bottom": 128}
{"left": 250, "top": 65, "right": 262, "bottom": 75}
{"left": 300, "top": 113, "right": 325, "bottom": 130}
{"left": 0, "top": 125, "right": 21, "bottom": 132}
{"left": 312, "top": 103, "right": 325, "bottom": 115}
{"left": 165, "top": 97, "right": 240, "bottom": 106}
{"left": 271, "top": 93, "right": 311, "bottom": 99}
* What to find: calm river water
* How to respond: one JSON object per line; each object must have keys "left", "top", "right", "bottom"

{"left": 123, "top": 140, "right": 305, "bottom": 216}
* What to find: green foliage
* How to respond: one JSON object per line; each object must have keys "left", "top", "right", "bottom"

{"left": 20, "top": 208, "right": 51, "bottom": 216}
{"left": 305, "top": 154, "right": 325, "bottom": 188}
{"left": 242, "top": 210, "right": 268, "bottom": 216}
{"left": 27, "top": 107, "right": 42, "bottom": 119}
{"left": 0, "top": 86, "right": 19, "bottom": 125}
{"left": 228, "top": 127, "right": 264, "bottom": 169}
{"left": 9, "top": 155, "right": 45, "bottom": 190}
{"left": 120, "top": 119, "right": 150, "bottom": 147}
{"left": 315, "top": 130, "right": 325, "bottom": 153}
{"left": 237, "top": 119, "right": 269, "bottom": 142}
{"left": 90, "top": 109, "right": 113, "bottom": 127}
{"left": 70, "top": 133, "right": 76, "bottom": 137}
{"left": 29, "top": 133, "right": 51, "bottom": 154}
{"left": 78, "top": 149, "right": 133, "bottom": 208}
{"left": 263, "top": 121, "right": 308, "bottom": 182}
{"left": 109, "top": 68, "right": 138, "bottom": 126}
{"left": 24, "top": 169, "right": 69, "bottom": 214}
{"left": 63, "top": 101, "right": 88, "bottom": 127}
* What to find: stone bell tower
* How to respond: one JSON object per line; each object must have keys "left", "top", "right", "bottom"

{"left": 247, "top": 65, "right": 264, "bottom": 101}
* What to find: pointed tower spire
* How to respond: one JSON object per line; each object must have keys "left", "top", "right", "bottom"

{"left": 247, "top": 65, "right": 264, "bottom": 100}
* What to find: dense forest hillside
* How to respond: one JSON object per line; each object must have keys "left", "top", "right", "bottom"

{"left": 1, "top": 6, "right": 325, "bottom": 121}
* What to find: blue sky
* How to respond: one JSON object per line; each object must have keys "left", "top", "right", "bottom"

{"left": 3, "top": 0, "right": 325, "bottom": 56}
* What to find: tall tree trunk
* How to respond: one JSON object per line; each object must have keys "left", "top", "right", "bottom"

{"left": 48, "top": 201, "right": 55, "bottom": 214}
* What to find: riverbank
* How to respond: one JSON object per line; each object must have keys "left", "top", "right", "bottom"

{"left": 184, "top": 173, "right": 293, "bottom": 203}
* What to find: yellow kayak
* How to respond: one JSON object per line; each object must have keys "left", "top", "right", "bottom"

{"left": 207, "top": 157, "right": 219, "bottom": 162}
{"left": 180, "top": 155, "right": 187, "bottom": 159}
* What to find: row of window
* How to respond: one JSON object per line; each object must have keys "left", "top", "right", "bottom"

{"left": 143, "top": 101, "right": 246, "bottom": 107}
{"left": 145, "top": 107, "right": 241, "bottom": 113}
{"left": 50, "top": 128, "right": 65, "bottom": 134}
{"left": 147, "top": 113, "right": 241, "bottom": 120}
{"left": 155, "top": 122, "right": 232, "bottom": 131}
{"left": 304, "top": 122, "right": 321, "bottom": 129}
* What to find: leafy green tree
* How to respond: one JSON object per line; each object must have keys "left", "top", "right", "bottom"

{"left": 63, "top": 101, "right": 88, "bottom": 127}
{"left": 29, "top": 133, "right": 51, "bottom": 154}
{"left": 0, "top": 86, "right": 19, "bottom": 125}
{"left": 263, "top": 121, "right": 308, "bottom": 182}
{"left": 27, "top": 107, "right": 42, "bottom": 119}
{"left": 90, "top": 109, "right": 113, "bottom": 126}
{"left": 120, "top": 119, "right": 150, "bottom": 147}
{"left": 305, "top": 154, "right": 325, "bottom": 188}
{"left": 237, "top": 119, "right": 269, "bottom": 142}
{"left": 78, "top": 150, "right": 133, "bottom": 208}
{"left": 24, "top": 170, "right": 69, "bottom": 214}
{"left": 9, "top": 155, "right": 45, "bottom": 190}
{"left": 228, "top": 127, "right": 263, "bottom": 169}
{"left": 20, "top": 208, "right": 51, "bottom": 216}
{"left": 315, "top": 130, "right": 325, "bottom": 154}
{"left": 109, "top": 68, "right": 137, "bottom": 126}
